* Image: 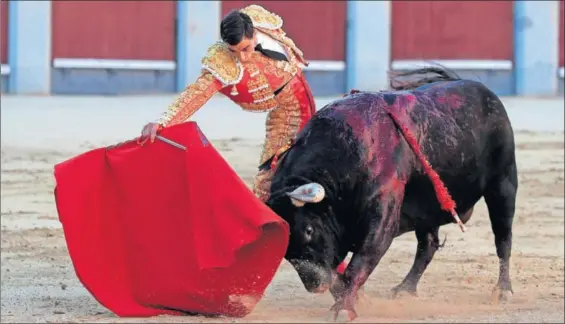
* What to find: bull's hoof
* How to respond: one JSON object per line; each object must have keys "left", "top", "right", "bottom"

{"left": 491, "top": 286, "right": 513, "bottom": 305}
{"left": 326, "top": 299, "right": 358, "bottom": 322}
{"left": 390, "top": 284, "right": 418, "bottom": 299}
{"left": 326, "top": 309, "right": 357, "bottom": 322}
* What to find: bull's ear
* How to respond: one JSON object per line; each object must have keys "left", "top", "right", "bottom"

{"left": 285, "top": 182, "right": 325, "bottom": 207}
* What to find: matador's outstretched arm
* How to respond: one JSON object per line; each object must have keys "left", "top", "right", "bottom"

{"left": 158, "top": 71, "right": 224, "bottom": 127}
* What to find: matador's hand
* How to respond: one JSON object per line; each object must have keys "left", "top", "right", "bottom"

{"left": 139, "top": 122, "right": 162, "bottom": 146}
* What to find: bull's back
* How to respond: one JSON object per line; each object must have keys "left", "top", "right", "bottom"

{"left": 403, "top": 80, "right": 515, "bottom": 219}
{"left": 412, "top": 80, "right": 513, "bottom": 170}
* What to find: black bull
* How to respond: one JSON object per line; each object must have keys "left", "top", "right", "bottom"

{"left": 264, "top": 68, "right": 517, "bottom": 321}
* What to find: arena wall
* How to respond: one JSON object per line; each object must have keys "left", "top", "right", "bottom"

{"left": 3, "top": 0, "right": 563, "bottom": 96}
{"left": 390, "top": 1, "right": 515, "bottom": 96}
{"left": 50, "top": 1, "right": 176, "bottom": 95}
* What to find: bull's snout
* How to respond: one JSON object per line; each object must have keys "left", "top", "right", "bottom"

{"left": 289, "top": 259, "right": 332, "bottom": 294}
{"left": 300, "top": 273, "right": 330, "bottom": 294}
{"left": 311, "top": 283, "right": 330, "bottom": 294}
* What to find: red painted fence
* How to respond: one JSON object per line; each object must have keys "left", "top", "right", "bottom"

{"left": 221, "top": 1, "right": 346, "bottom": 61}
{"left": 391, "top": 1, "right": 514, "bottom": 61}
{"left": 559, "top": 0, "right": 565, "bottom": 66}
{"left": 1, "top": 0, "right": 8, "bottom": 64}
{"left": 52, "top": 1, "right": 176, "bottom": 60}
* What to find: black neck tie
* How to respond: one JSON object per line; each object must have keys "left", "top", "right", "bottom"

{"left": 255, "top": 44, "right": 288, "bottom": 62}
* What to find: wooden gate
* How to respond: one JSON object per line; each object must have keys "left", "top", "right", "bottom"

{"left": 51, "top": 1, "right": 177, "bottom": 94}
{"left": 559, "top": 0, "right": 565, "bottom": 70}
{"left": 52, "top": 1, "right": 175, "bottom": 60}
{"left": 221, "top": 1, "right": 347, "bottom": 96}
{"left": 391, "top": 1, "right": 513, "bottom": 60}
{"left": 1, "top": 1, "right": 8, "bottom": 65}
{"left": 391, "top": 0, "right": 514, "bottom": 95}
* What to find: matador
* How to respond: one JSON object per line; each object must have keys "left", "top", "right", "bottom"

{"left": 140, "top": 4, "right": 316, "bottom": 202}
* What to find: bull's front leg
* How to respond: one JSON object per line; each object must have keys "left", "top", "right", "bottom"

{"left": 328, "top": 191, "right": 404, "bottom": 321}
{"left": 328, "top": 221, "right": 396, "bottom": 321}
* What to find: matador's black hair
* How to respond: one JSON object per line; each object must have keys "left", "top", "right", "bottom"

{"left": 220, "top": 10, "right": 254, "bottom": 46}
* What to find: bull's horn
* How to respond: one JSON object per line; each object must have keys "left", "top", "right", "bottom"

{"left": 286, "top": 183, "right": 326, "bottom": 207}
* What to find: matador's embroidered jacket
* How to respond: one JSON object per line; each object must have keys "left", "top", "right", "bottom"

{"left": 157, "top": 5, "right": 316, "bottom": 201}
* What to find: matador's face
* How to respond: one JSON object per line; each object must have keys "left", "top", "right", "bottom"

{"left": 227, "top": 30, "right": 258, "bottom": 63}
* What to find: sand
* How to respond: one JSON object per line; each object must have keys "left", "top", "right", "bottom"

{"left": 1, "top": 95, "right": 564, "bottom": 323}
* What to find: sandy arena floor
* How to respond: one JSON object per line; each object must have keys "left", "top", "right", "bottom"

{"left": 1, "top": 96, "right": 564, "bottom": 323}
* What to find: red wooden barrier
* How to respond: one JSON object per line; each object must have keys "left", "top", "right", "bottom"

{"left": 392, "top": 1, "right": 513, "bottom": 61}
{"left": 52, "top": 1, "right": 175, "bottom": 60}
{"left": 1, "top": 1, "right": 8, "bottom": 64}
{"left": 559, "top": 0, "right": 563, "bottom": 67}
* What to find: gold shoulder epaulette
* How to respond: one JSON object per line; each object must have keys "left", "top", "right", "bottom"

{"left": 201, "top": 41, "right": 244, "bottom": 86}
{"left": 240, "top": 4, "right": 283, "bottom": 30}
{"left": 241, "top": 5, "right": 307, "bottom": 65}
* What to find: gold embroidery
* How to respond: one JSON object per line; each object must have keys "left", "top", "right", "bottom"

{"left": 251, "top": 52, "right": 296, "bottom": 88}
{"left": 284, "top": 46, "right": 303, "bottom": 70}
{"left": 253, "top": 169, "right": 273, "bottom": 202}
{"left": 230, "top": 85, "right": 239, "bottom": 96}
{"left": 240, "top": 5, "right": 307, "bottom": 65}
{"left": 258, "top": 80, "right": 303, "bottom": 165}
{"left": 241, "top": 5, "right": 283, "bottom": 30}
{"left": 270, "top": 139, "right": 294, "bottom": 169}
{"left": 236, "top": 61, "right": 280, "bottom": 112}
{"left": 158, "top": 72, "right": 222, "bottom": 126}
{"left": 246, "top": 63, "right": 260, "bottom": 78}
{"left": 239, "top": 100, "right": 279, "bottom": 113}
{"left": 201, "top": 42, "right": 243, "bottom": 86}
{"left": 251, "top": 87, "right": 273, "bottom": 101}
{"left": 252, "top": 80, "right": 305, "bottom": 200}
{"left": 247, "top": 78, "right": 268, "bottom": 93}
{"left": 235, "top": 48, "right": 303, "bottom": 113}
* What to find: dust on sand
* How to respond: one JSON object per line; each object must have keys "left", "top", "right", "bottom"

{"left": 1, "top": 131, "right": 563, "bottom": 323}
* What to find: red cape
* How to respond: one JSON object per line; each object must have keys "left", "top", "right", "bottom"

{"left": 54, "top": 122, "right": 289, "bottom": 318}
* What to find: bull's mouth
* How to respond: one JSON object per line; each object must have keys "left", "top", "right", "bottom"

{"left": 311, "top": 283, "right": 330, "bottom": 294}
{"left": 289, "top": 259, "right": 332, "bottom": 294}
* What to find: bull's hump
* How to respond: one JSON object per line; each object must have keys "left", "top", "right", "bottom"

{"left": 324, "top": 92, "right": 377, "bottom": 114}
{"left": 382, "top": 93, "right": 397, "bottom": 106}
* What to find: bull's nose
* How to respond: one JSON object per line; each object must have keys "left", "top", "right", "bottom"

{"left": 311, "top": 283, "right": 330, "bottom": 294}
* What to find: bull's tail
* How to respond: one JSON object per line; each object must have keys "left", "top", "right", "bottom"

{"left": 388, "top": 65, "right": 462, "bottom": 91}
{"left": 385, "top": 108, "right": 467, "bottom": 233}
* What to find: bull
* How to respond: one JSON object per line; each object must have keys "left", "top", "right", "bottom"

{"left": 265, "top": 67, "right": 517, "bottom": 321}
